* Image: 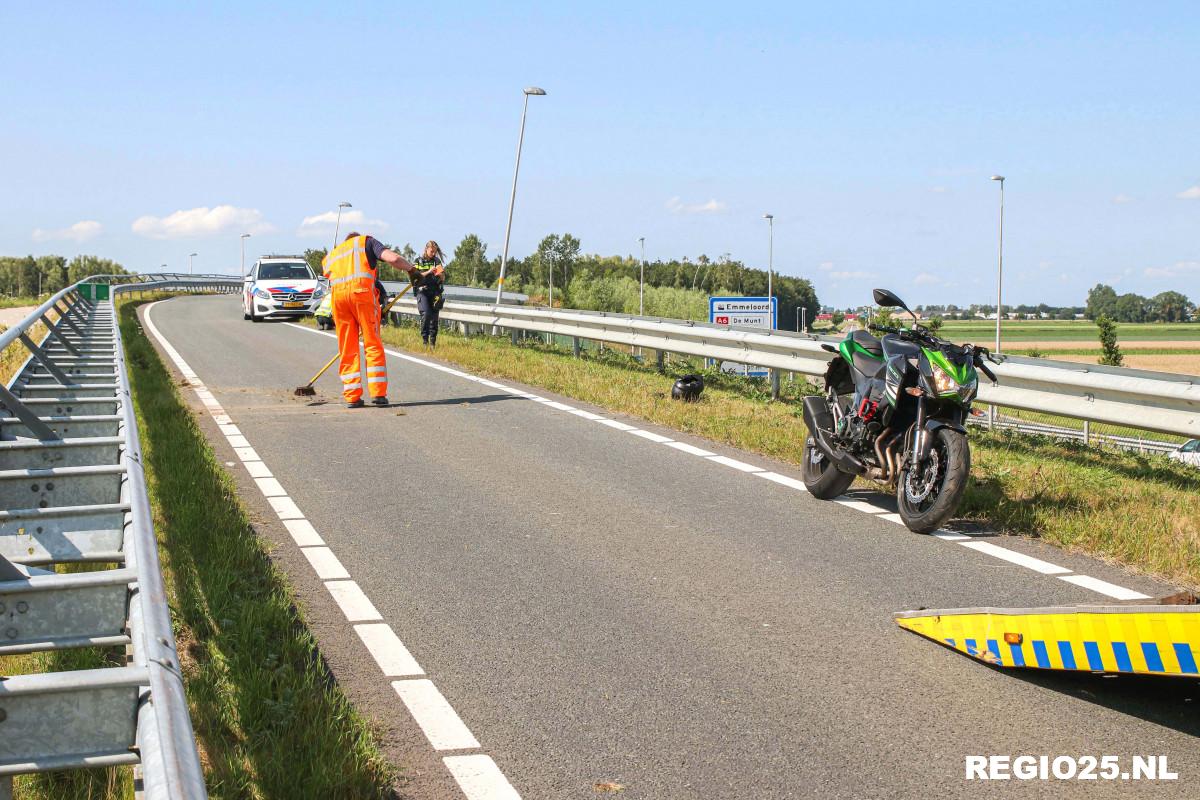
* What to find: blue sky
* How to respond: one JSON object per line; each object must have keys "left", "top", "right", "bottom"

{"left": 2, "top": 1, "right": 1197, "bottom": 307}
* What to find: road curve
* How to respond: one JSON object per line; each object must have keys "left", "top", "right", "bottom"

{"left": 146, "top": 295, "right": 1198, "bottom": 800}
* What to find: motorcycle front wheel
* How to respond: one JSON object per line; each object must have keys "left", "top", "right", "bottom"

{"left": 896, "top": 427, "right": 971, "bottom": 534}
{"left": 802, "top": 435, "right": 857, "bottom": 499}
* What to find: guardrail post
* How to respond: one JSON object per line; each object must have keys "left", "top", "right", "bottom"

{"left": 0, "top": 774, "right": 11, "bottom": 800}
{"left": 1082, "top": 420, "right": 1090, "bottom": 445}
{"left": 572, "top": 337, "right": 581, "bottom": 358}
{"left": 656, "top": 349, "right": 665, "bottom": 372}
{"left": 510, "top": 328, "right": 519, "bottom": 346}
{"left": 770, "top": 369, "right": 781, "bottom": 399}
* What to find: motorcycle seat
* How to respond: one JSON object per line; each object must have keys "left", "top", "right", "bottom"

{"left": 849, "top": 330, "right": 883, "bottom": 355}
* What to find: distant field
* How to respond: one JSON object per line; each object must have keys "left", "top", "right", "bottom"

{"left": 936, "top": 319, "right": 1200, "bottom": 342}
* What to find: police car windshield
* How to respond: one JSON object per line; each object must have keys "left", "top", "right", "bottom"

{"left": 259, "top": 263, "right": 313, "bottom": 280}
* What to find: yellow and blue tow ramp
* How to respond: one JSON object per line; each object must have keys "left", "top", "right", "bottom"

{"left": 895, "top": 604, "right": 1200, "bottom": 677}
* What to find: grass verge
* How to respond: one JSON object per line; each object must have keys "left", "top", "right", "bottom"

{"left": 336, "top": 315, "right": 1200, "bottom": 590}
{"left": 3, "top": 298, "right": 399, "bottom": 799}
{"left": 124, "top": 298, "right": 399, "bottom": 797}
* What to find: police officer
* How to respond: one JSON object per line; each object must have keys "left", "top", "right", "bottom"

{"left": 322, "top": 232, "right": 419, "bottom": 408}
{"left": 414, "top": 240, "right": 446, "bottom": 346}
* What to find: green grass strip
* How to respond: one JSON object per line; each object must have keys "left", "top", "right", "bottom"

{"left": 121, "top": 299, "right": 397, "bottom": 798}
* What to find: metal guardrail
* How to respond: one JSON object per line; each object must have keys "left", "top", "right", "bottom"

{"left": 0, "top": 274, "right": 238, "bottom": 799}
{"left": 384, "top": 300, "right": 1200, "bottom": 442}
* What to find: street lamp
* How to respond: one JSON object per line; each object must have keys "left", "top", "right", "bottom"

{"left": 763, "top": 214, "right": 774, "bottom": 329}
{"left": 990, "top": 175, "right": 1005, "bottom": 352}
{"left": 495, "top": 86, "right": 547, "bottom": 307}
{"left": 638, "top": 237, "right": 646, "bottom": 316}
{"left": 188, "top": 252, "right": 198, "bottom": 275}
{"left": 333, "top": 202, "right": 352, "bottom": 250}
{"left": 240, "top": 233, "right": 251, "bottom": 277}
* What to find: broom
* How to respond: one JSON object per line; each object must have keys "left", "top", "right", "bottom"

{"left": 293, "top": 281, "right": 417, "bottom": 397}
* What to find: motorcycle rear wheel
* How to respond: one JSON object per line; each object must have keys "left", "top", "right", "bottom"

{"left": 802, "top": 436, "right": 857, "bottom": 499}
{"left": 896, "top": 427, "right": 971, "bottom": 534}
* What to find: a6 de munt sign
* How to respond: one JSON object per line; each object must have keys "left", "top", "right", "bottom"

{"left": 709, "top": 296, "right": 777, "bottom": 377}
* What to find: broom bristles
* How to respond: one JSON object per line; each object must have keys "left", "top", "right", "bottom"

{"left": 294, "top": 385, "right": 317, "bottom": 397}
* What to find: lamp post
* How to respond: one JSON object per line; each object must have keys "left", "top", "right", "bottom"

{"left": 188, "top": 252, "right": 198, "bottom": 275}
{"left": 332, "top": 202, "right": 352, "bottom": 250}
{"left": 240, "top": 233, "right": 251, "bottom": 277}
{"left": 495, "top": 86, "right": 547, "bottom": 307}
{"left": 763, "top": 213, "right": 774, "bottom": 329}
{"left": 990, "top": 175, "right": 1005, "bottom": 353}
{"left": 638, "top": 237, "right": 646, "bottom": 316}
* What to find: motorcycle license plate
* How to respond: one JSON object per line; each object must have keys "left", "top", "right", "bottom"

{"left": 283, "top": 302, "right": 304, "bottom": 308}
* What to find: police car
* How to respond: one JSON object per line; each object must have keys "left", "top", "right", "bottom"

{"left": 242, "top": 256, "right": 327, "bottom": 322}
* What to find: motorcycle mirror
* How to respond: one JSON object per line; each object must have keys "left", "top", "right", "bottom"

{"left": 872, "top": 288, "right": 904, "bottom": 308}
{"left": 872, "top": 288, "right": 919, "bottom": 324}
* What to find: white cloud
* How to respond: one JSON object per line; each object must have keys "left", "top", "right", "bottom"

{"left": 132, "top": 205, "right": 274, "bottom": 239}
{"left": 32, "top": 220, "right": 102, "bottom": 242}
{"left": 913, "top": 271, "right": 941, "bottom": 286}
{"left": 297, "top": 209, "right": 389, "bottom": 238}
{"left": 1144, "top": 261, "right": 1200, "bottom": 279}
{"left": 1111, "top": 193, "right": 1132, "bottom": 204}
{"left": 665, "top": 196, "right": 727, "bottom": 214}
{"left": 818, "top": 261, "right": 835, "bottom": 271}
{"left": 929, "top": 186, "right": 948, "bottom": 194}
{"left": 829, "top": 270, "right": 876, "bottom": 281}
{"left": 1177, "top": 186, "right": 1200, "bottom": 200}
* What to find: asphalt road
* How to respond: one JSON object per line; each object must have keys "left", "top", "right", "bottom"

{"left": 148, "top": 295, "right": 1198, "bottom": 800}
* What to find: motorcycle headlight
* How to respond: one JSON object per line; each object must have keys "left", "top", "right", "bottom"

{"left": 253, "top": 287, "right": 270, "bottom": 299}
{"left": 930, "top": 363, "right": 958, "bottom": 395}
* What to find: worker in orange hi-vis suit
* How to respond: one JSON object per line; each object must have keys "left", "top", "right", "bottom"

{"left": 322, "top": 232, "right": 420, "bottom": 408}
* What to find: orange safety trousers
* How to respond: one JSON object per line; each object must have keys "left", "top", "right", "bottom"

{"left": 332, "top": 291, "right": 387, "bottom": 402}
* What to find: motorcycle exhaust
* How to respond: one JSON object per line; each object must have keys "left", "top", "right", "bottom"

{"left": 802, "top": 396, "right": 867, "bottom": 475}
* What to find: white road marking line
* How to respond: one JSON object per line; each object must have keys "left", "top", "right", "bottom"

{"left": 834, "top": 498, "right": 886, "bottom": 514}
{"left": 325, "top": 580, "right": 383, "bottom": 622}
{"left": 275, "top": 317, "right": 1154, "bottom": 604}
{"left": 477, "top": 380, "right": 506, "bottom": 389}
{"left": 218, "top": 423, "right": 241, "bottom": 436}
{"left": 705, "top": 455, "right": 762, "bottom": 473}
{"left": 443, "top": 755, "right": 522, "bottom": 800}
{"left": 254, "top": 477, "right": 288, "bottom": 498}
{"left": 1059, "top": 574, "right": 1151, "bottom": 600}
{"left": 226, "top": 434, "right": 251, "bottom": 449}
{"left": 664, "top": 441, "right": 716, "bottom": 457}
{"left": 755, "top": 471, "right": 808, "bottom": 492}
{"left": 268, "top": 496, "right": 304, "bottom": 520}
{"left": 282, "top": 518, "right": 324, "bottom": 547}
{"left": 392, "top": 679, "right": 481, "bottom": 751}
{"left": 300, "top": 546, "right": 351, "bottom": 580}
{"left": 628, "top": 429, "right": 673, "bottom": 443}
{"left": 233, "top": 446, "right": 261, "bottom": 462}
{"left": 958, "top": 541, "right": 1072, "bottom": 575}
{"left": 355, "top": 623, "right": 424, "bottom": 677}
{"left": 596, "top": 419, "right": 637, "bottom": 431}
{"left": 932, "top": 532, "right": 971, "bottom": 541}
{"left": 243, "top": 460, "right": 273, "bottom": 478}
{"left": 212, "top": 414, "right": 232, "bottom": 425}
{"left": 562, "top": 407, "right": 605, "bottom": 420}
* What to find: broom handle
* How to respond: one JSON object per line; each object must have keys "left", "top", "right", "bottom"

{"left": 304, "top": 281, "right": 417, "bottom": 387}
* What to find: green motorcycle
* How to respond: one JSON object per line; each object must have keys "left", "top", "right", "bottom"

{"left": 802, "top": 289, "right": 999, "bottom": 533}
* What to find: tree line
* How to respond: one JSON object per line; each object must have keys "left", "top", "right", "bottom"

{"left": 1085, "top": 284, "right": 1193, "bottom": 323}
{"left": 0, "top": 254, "right": 129, "bottom": 298}
{"left": 304, "top": 233, "right": 821, "bottom": 331}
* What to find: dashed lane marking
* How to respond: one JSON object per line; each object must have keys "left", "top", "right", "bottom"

{"left": 143, "top": 301, "right": 522, "bottom": 798}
